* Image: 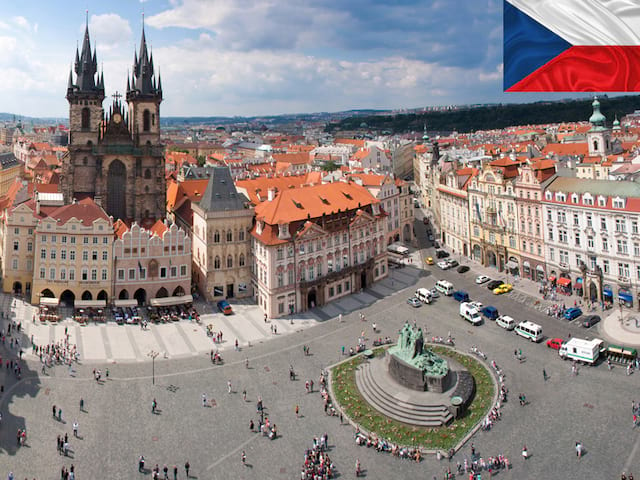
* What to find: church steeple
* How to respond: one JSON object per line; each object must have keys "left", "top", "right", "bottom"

{"left": 127, "top": 23, "right": 162, "bottom": 100}
{"left": 67, "top": 13, "right": 104, "bottom": 99}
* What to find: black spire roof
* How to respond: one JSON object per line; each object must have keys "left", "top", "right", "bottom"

{"left": 198, "top": 167, "right": 248, "bottom": 212}
{"left": 67, "top": 14, "right": 104, "bottom": 99}
{"left": 127, "top": 24, "right": 162, "bottom": 101}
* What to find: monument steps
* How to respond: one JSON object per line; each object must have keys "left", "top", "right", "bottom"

{"left": 356, "top": 361, "right": 454, "bottom": 427}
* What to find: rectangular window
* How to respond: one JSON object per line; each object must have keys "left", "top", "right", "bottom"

{"left": 91, "top": 269, "right": 97, "bottom": 281}
{"left": 619, "top": 263, "right": 630, "bottom": 278}
{"left": 60, "top": 269, "right": 66, "bottom": 280}
{"left": 69, "top": 269, "right": 75, "bottom": 281}
{"left": 329, "top": 287, "right": 334, "bottom": 297}
{"left": 61, "top": 235, "right": 67, "bottom": 244}
{"left": 83, "top": 237, "right": 88, "bottom": 244}
{"left": 41, "top": 235, "right": 46, "bottom": 243}
{"left": 602, "top": 238, "right": 609, "bottom": 251}
{"left": 40, "top": 248, "right": 46, "bottom": 259}
{"left": 103, "top": 237, "right": 108, "bottom": 244}
{"left": 12, "top": 241, "right": 18, "bottom": 251}
{"left": 575, "top": 253, "right": 582, "bottom": 267}
{"left": 603, "top": 259, "right": 609, "bottom": 274}
{"left": 180, "top": 265, "right": 187, "bottom": 276}
{"left": 337, "top": 283, "right": 342, "bottom": 295}
{"left": 61, "top": 249, "right": 67, "bottom": 260}
{"left": 82, "top": 251, "right": 88, "bottom": 261}
{"left": 13, "top": 227, "right": 18, "bottom": 235}
{"left": 575, "top": 232, "right": 580, "bottom": 247}
{"left": 160, "top": 267, "right": 167, "bottom": 278}
{"left": 50, "top": 249, "right": 56, "bottom": 260}
{"left": 93, "top": 236, "right": 98, "bottom": 244}
{"left": 102, "top": 269, "right": 108, "bottom": 281}
{"left": 288, "top": 269, "right": 294, "bottom": 284}
{"left": 548, "top": 228, "right": 553, "bottom": 241}
{"left": 70, "top": 237, "right": 76, "bottom": 244}
{"left": 171, "top": 266, "right": 177, "bottom": 277}
{"left": 573, "top": 214, "right": 579, "bottom": 226}
{"left": 27, "top": 242, "right": 32, "bottom": 252}
{"left": 92, "top": 251, "right": 98, "bottom": 261}
{"left": 70, "top": 250, "right": 76, "bottom": 261}
{"left": 117, "top": 269, "right": 125, "bottom": 280}
{"left": 11, "top": 258, "right": 18, "bottom": 270}
{"left": 616, "top": 219, "right": 627, "bottom": 233}
{"left": 277, "top": 272, "right": 284, "bottom": 288}
{"left": 82, "top": 269, "right": 88, "bottom": 281}
{"left": 549, "top": 247, "right": 555, "bottom": 261}
{"left": 51, "top": 235, "right": 56, "bottom": 243}
{"left": 128, "top": 269, "right": 136, "bottom": 280}
{"left": 140, "top": 268, "right": 146, "bottom": 280}
{"left": 39, "top": 267, "right": 45, "bottom": 279}
{"left": 601, "top": 218, "right": 607, "bottom": 231}
{"left": 214, "top": 286, "right": 223, "bottom": 296}
{"left": 634, "top": 221, "right": 639, "bottom": 234}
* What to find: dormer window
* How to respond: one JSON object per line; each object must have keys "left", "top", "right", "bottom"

{"left": 613, "top": 197, "right": 626, "bottom": 209}
{"left": 597, "top": 196, "right": 606, "bottom": 207}
{"left": 583, "top": 193, "right": 594, "bottom": 206}
{"left": 545, "top": 191, "right": 552, "bottom": 201}
{"left": 571, "top": 194, "right": 578, "bottom": 204}
{"left": 555, "top": 192, "right": 566, "bottom": 202}
{"left": 256, "top": 221, "right": 263, "bottom": 235}
{"left": 278, "top": 223, "right": 290, "bottom": 240}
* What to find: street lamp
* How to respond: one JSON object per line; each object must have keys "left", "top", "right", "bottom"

{"left": 148, "top": 350, "right": 159, "bottom": 385}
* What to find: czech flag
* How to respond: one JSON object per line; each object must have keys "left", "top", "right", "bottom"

{"left": 504, "top": 0, "right": 640, "bottom": 92}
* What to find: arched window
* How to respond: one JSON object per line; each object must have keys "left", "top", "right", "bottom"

{"left": 226, "top": 230, "right": 233, "bottom": 242}
{"left": 214, "top": 231, "right": 220, "bottom": 243}
{"left": 239, "top": 253, "right": 245, "bottom": 267}
{"left": 214, "top": 256, "right": 220, "bottom": 269}
{"left": 143, "top": 109, "right": 151, "bottom": 132}
{"left": 81, "top": 107, "right": 90, "bottom": 130}
{"left": 144, "top": 168, "right": 151, "bottom": 179}
{"left": 593, "top": 140, "right": 599, "bottom": 151}
{"left": 227, "top": 255, "right": 233, "bottom": 268}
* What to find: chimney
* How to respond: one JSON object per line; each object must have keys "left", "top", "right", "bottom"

{"left": 267, "top": 188, "right": 276, "bottom": 201}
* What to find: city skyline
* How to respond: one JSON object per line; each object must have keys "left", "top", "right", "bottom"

{"left": 1, "top": 0, "right": 597, "bottom": 118}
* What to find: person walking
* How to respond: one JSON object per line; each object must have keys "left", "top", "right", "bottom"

{"left": 202, "top": 393, "right": 207, "bottom": 407}
{"left": 241, "top": 450, "right": 246, "bottom": 465}
{"left": 79, "top": 398, "right": 84, "bottom": 412}
{"left": 138, "top": 455, "right": 145, "bottom": 472}
{"left": 543, "top": 369, "right": 547, "bottom": 381}
{"left": 173, "top": 465, "right": 178, "bottom": 480}
{"left": 73, "top": 421, "right": 78, "bottom": 437}
{"left": 295, "top": 404, "right": 300, "bottom": 418}
{"left": 227, "top": 380, "right": 232, "bottom": 394}
{"left": 522, "top": 445, "right": 529, "bottom": 460}
{"left": 184, "top": 461, "right": 190, "bottom": 478}
{"left": 242, "top": 389, "right": 247, "bottom": 402}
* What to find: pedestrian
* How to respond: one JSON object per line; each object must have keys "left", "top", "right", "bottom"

{"left": 235, "top": 339, "right": 239, "bottom": 351}
{"left": 634, "top": 414, "right": 637, "bottom": 427}
{"left": 53, "top": 404, "right": 57, "bottom": 418}
{"left": 73, "top": 421, "right": 78, "bottom": 437}
{"left": 58, "top": 407, "right": 62, "bottom": 421}
{"left": 241, "top": 450, "right": 246, "bottom": 465}
{"left": 576, "top": 441, "right": 583, "bottom": 458}
{"left": 339, "top": 313, "right": 343, "bottom": 322}
{"left": 522, "top": 445, "right": 528, "bottom": 460}
{"left": 228, "top": 380, "right": 232, "bottom": 394}
{"left": 543, "top": 368, "right": 547, "bottom": 381}
{"left": 242, "top": 389, "right": 247, "bottom": 402}
{"left": 173, "top": 465, "right": 178, "bottom": 480}
{"left": 274, "top": 324, "right": 277, "bottom": 334}
{"left": 341, "top": 345, "right": 345, "bottom": 355}
{"left": 202, "top": 393, "right": 207, "bottom": 407}
{"left": 295, "top": 404, "right": 300, "bottom": 418}
{"left": 340, "top": 411, "right": 343, "bottom": 424}
{"left": 163, "top": 464, "right": 169, "bottom": 479}
{"left": 249, "top": 419, "right": 254, "bottom": 431}
{"left": 184, "top": 461, "right": 190, "bottom": 478}
{"left": 264, "top": 313, "right": 267, "bottom": 323}
{"left": 139, "top": 455, "right": 145, "bottom": 472}
{"left": 79, "top": 398, "right": 84, "bottom": 412}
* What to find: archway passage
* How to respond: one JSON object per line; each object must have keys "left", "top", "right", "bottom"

{"left": 403, "top": 223, "right": 411, "bottom": 242}
{"left": 107, "top": 159, "right": 127, "bottom": 221}
{"left": 156, "top": 287, "right": 168, "bottom": 298}
{"left": 12, "top": 282, "right": 22, "bottom": 294}
{"left": 173, "top": 285, "right": 185, "bottom": 296}
{"left": 81, "top": 290, "right": 93, "bottom": 301}
{"left": 97, "top": 290, "right": 108, "bottom": 301}
{"left": 134, "top": 288, "right": 146, "bottom": 306}
{"left": 307, "top": 289, "right": 317, "bottom": 309}
{"left": 60, "top": 290, "right": 75, "bottom": 307}
{"left": 487, "top": 251, "right": 497, "bottom": 268}
{"left": 40, "top": 288, "right": 54, "bottom": 298}
{"left": 472, "top": 245, "right": 481, "bottom": 262}
{"left": 119, "top": 289, "right": 129, "bottom": 300}
{"left": 361, "top": 271, "right": 367, "bottom": 289}
{"left": 589, "top": 281, "right": 598, "bottom": 302}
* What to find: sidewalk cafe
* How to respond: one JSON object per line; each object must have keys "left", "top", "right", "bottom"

{"left": 74, "top": 299, "right": 106, "bottom": 324}
{"left": 39, "top": 297, "right": 60, "bottom": 322}
{"left": 148, "top": 294, "right": 198, "bottom": 323}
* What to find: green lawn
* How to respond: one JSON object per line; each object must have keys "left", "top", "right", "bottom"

{"left": 331, "top": 347, "right": 494, "bottom": 451}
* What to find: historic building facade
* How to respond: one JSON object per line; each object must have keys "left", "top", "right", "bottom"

{"left": 61, "top": 22, "right": 165, "bottom": 223}
{"left": 437, "top": 167, "right": 476, "bottom": 257}
{"left": 191, "top": 167, "right": 254, "bottom": 301}
{"left": 251, "top": 182, "right": 388, "bottom": 318}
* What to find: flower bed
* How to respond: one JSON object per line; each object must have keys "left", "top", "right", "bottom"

{"left": 331, "top": 346, "right": 494, "bottom": 451}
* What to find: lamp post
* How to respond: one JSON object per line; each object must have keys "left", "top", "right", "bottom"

{"left": 148, "top": 350, "right": 159, "bottom": 385}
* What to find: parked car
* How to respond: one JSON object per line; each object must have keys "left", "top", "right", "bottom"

{"left": 493, "top": 283, "right": 513, "bottom": 295}
{"left": 481, "top": 305, "right": 499, "bottom": 320}
{"left": 217, "top": 300, "right": 233, "bottom": 315}
{"left": 425, "top": 257, "right": 434, "bottom": 265}
{"left": 457, "top": 265, "right": 469, "bottom": 273}
{"left": 433, "top": 241, "right": 440, "bottom": 249}
{"left": 546, "top": 338, "right": 565, "bottom": 350}
{"left": 475, "top": 275, "right": 490, "bottom": 284}
{"left": 581, "top": 315, "right": 601, "bottom": 328}
{"left": 429, "top": 288, "right": 440, "bottom": 298}
{"left": 407, "top": 297, "right": 422, "bottom": 308}
{"left": 487, "top": 280, "right": 504, "bottom": 290}
{"left": 447, "top": 259, "right": 459, "bottom": 268}
{"left": 563, "top": 307, "right": 583, "bottom": 321}
{"left": 436, "top": 250, "right": 449, "bottom": 259}
{"left": 468, "top": 301, "right": 483, "bottom": 310}
{"left": 437, "top": 260, "right": 450, "bottom": 270}
{"left": 452, "top": 290, "right": 470, "bottom": 302}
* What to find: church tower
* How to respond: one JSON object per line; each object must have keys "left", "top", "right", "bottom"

{"left": 587, "top": 97, "right": 611, "bottom": 157}
{"left": 62, "top": 17, "right": 105, "bottom": 200}
{"left": 62, "top": 18, "right": 165, "bottom": 224}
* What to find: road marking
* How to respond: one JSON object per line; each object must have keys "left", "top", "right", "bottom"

{"left": 206, "top": 433, "right": 258, "bottom": 471}
{"left": 623, "top": 430, "right": 640, "bottom": 471}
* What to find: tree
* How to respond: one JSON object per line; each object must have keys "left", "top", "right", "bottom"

{"left": 196, "top": 155, "right": 206, "bottom": 167}
{"left": 321, "top": 161, "right": 339, "bottom": 172}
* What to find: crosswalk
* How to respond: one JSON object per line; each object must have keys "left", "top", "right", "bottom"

{"left": 0, "top": 263, "right": 423, "bottom": 364}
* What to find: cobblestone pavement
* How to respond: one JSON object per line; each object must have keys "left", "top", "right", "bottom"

{"left": 0, "top": 220, "right": 637, "bottom": 479}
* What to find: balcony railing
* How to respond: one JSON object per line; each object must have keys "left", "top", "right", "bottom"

{"left": 299, "top": 258, "right": 374, "bottom": 289}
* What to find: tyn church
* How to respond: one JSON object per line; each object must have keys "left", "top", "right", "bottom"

{"left": 61, "top": 20, "right": 165, "bottom": 223}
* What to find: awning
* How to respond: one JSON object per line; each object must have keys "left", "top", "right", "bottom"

{"left": 113, "top": 299, "right": 138, "bottom": 308}
{"left": 506, "top": 260, "right": 518, "bottom": 269}
{"left": 75, "top": 299, "right": 106, "bottom": 308}
{"left": 557, "top": 277, "right": 571, "bottom": 287}
{"left": 149, "top": 294, "right": 193, "bottom": 307}
{"left": 40, "top": 297, "right": 59, "bottom": 307}
{"left": 548, "top": 275, "right": 556, "bottom": 282}
{"left": 536, "top": 265, "right": 545, "bottom": 272}
{"left": 619, "top": 292, "right": 633, "bottom": 303}
{"left": 603, "top": 288, "right": 613, "bottom": 297}
{"left": 523, "top": 261, "right": 531, "bottom": 268}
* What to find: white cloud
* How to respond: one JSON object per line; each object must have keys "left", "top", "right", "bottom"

{"left": 12, "top": 16, "right": 30, "bottom": 30}
{"left": 87, "top": 14, "right": 132, "bottom": 52}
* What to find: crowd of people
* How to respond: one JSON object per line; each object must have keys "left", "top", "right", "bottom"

{"left": 354, "top": 429, "right": 421, "bottom": 462}
{"left": 301, "top": 434, "right": 336, "bottom": 479}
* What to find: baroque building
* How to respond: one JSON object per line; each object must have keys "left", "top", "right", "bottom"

{"left": 61, "top": 21, "right": 165, "bottom": 223}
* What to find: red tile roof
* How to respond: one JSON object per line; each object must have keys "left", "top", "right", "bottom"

{"left": 48, "top": 197, "right": 110, "bottom": 227}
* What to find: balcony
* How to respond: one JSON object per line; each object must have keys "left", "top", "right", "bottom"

{"left": 618, "top": 276, "right": 631, "bottom": 285}
{"left": 299, "top": 258, "right": 374, "bottom": 290}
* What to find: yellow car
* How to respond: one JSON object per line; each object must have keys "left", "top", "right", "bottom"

{"left": 493, "top": 283, "right": 513, "bottom": 295}
{"left": 425, "top": 257, "right": 434, "bottom": 265}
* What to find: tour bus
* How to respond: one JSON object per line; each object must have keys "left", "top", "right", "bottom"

{"left": 434, "top": 280, "right": 454, "bottom": 296}
{"left": 514, "top": 321, "right": 543, "bottom": 342}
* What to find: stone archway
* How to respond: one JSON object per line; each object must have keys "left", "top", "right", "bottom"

{"left": 97, "top": 290, "right": 108, "bottom": 301}
{"left": 119, "top": 289, "right": 129, "bottom": 300}
{"left": 81, "top": 290, "right": 92, "bottom": 301}
{"left": 107, "top": 159, "right": 127, "bottom": 220}
{"left": 173, "top": 285, "right": 185, "bottom": 296}
{"left": 12, "top": 282, "right": 22, "bottom": 294}
{"left": 307, "top": 289, "right": 317, "bottom": 309}
{"left": 60, "top": 290, "right": 75, "bottom": 307}
{"left": 588, "top": 281, "right": 598, "bottom": 302}
{"left": 156, "top": 287, "right": 169, "bottom": 298}
{"left": 40, "top": 288, "right": 54, "bottom": 298}
{"left": 487, "top": 250, "right": 497, "bottom": 268}
{"left": 134, "top": 288, "right": 146, "bottom": 306}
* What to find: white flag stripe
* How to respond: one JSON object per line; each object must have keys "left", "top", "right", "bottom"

{"left": 507, "top": 0, "right": 640, "bottom": 46}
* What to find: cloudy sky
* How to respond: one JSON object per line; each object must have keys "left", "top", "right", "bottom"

{"left": 0, "top": 0, "right": 590, "bottom": 118}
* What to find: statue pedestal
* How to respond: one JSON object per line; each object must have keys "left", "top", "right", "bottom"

{"left": 387, "top": 352, "right": 451, "bottom": 393}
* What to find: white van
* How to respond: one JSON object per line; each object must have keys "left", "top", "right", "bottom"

{"left": 514, "top": 321, "right": 543, "bottom": 342}
{"left": 415, "top": 288, "right": 432, "bottom": 304}
{"left": 435, "top": 280, "right": 454, "bottom": 296}
{"left": 387, "top": 243, "right": 409, "bottom": 256}
{"left": 559, "top": 338, "right": 605, "bottom": 364}
{"left": 459, "top": 303, "right": 482, "bottom": 325}
{"left": 496, "top": 315, "right": 516, "bottom": 330}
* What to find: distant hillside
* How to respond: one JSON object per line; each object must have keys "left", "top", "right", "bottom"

{"left": 326, "top": 95, "right": 640, "bottom": 134}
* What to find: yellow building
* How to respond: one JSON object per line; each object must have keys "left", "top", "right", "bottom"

{"left": 0, "top": 153, "right": 22, "bottom": 197}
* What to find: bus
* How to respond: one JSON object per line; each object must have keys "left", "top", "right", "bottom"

{"left": 514, "top": 321, "right": 543, "bottom": 342}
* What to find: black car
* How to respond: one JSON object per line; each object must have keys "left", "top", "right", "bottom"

{"left": 582, "top": 315, "right": 601, "bottom": 328}
{"left": 447, "top": 259, "right": 459, "bottom": 268}
{"left": 433, "top": 241, "right": 440, "bottom": 249}
{"left": 486, "top": 280, "right": 504, "bottom": 290}
{"left": 436, "top": 249, "right": 449, "bottom": 258}
{"left": 457, "top": 265, "right": 470, "bottom": 273}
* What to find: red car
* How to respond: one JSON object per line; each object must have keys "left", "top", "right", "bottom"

{"left": 546, "top": 338, "right": 564, "bottom": 350}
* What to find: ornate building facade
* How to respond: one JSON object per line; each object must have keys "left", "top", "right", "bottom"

{"left": 61, "top": 22, "right": 165, "bottom": 223}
